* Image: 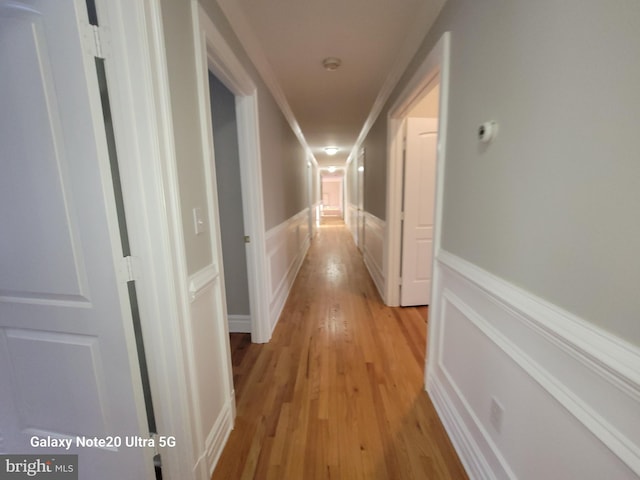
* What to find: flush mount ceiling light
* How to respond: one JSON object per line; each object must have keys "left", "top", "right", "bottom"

{"left": 323, "top": 146, "right": 339, "bottom": 156}
{"left": 322, "top": 57, "right": 342, "bottom": 71}
{"left": 328, "top": 166, "right": 336, "bottom": 173}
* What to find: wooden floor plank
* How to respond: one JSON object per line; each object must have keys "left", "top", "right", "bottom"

{"left": 212, "top": 218, "right": 467, "bottom": 480}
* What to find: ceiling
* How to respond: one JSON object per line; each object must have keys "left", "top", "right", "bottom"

{"left": 216, "top": 0, "right": 446, "bottom": 168}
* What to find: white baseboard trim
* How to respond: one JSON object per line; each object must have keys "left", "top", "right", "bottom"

{"left": 228, "top": 314, "right": 251, "bottom": 333}
{"left": 428, "top": 373, "right": 506, "bottom": 480}
{"left": 428, "top": 250, "right": 640, "bottom": 479}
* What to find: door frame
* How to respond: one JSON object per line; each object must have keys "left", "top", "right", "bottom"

{"left": 192, "top": 3, "right": 271, "bottom": 344}
{"left": 97, "top": 0, "right": 199, "bottom": 478}
{"left": 384, "top": 32, "right": 450, "bottom": 309}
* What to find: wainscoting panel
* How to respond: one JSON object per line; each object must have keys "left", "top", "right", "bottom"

{"left": 362, "top": 212, "right": 385, "bottom": 299}
{"left": 265, "top": 209, "right": 311, "bottom": 334}
{"left": 427, "top": 250, "right": 640, "bottom": 480}
{"left": 187, "top": 264, "right": 235, "bottom": 479}
{"left": 202, "top": 393, "right": 234, "bottom": 477}
{"left": 346, "top": 203, "right": 358, "bottom": 244}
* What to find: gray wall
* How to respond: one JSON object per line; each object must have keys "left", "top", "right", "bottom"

{"left": 160, "top": 0, "right": 310, "bottom": 278}
{"left": 209, "top": 72, "right": 250, "bottom": 316}
{"left": 160, "top": 0, "right": 212, "bottom": 275}
{"left": 361, "top": 119, "right": 387, "bottom": 219}
{"left": 200, "top": 0, "right": 309, "bottom": 230}
{"left": 364, "top": 0, "right": 640, "bottom": 344}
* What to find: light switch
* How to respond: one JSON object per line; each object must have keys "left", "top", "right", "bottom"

{"left": 193, "top": 207, "right": 206, "bottom": 235}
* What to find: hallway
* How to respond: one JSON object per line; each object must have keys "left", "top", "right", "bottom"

{"left": 212, "top": 219, "right": 467, "bottom": 479}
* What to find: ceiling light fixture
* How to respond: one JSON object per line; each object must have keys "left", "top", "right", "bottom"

{"left": 328, "top": 166, "right": 336, "bottom": 173}
{"left": 322, "top": 57, "right": 342, "bottom": 71}
{"left": 324, "top": 146, "right": 339, "bottom": 156}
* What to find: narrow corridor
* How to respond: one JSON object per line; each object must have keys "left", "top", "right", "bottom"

{"left": 212, "top": 218, "right": 467, "bottom": 479}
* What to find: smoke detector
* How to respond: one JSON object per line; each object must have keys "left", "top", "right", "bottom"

{"left": 322, "top": 57, "right": 342, "bottom": 71}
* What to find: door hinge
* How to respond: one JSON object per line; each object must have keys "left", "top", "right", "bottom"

{"left": 398, "top": 277, "right": 403, "bottom": 286}
{"left": 400, "top": 211, "right": 405, "bottom": 221}
{"left": 150, "top": 433, "right": 160, "bottom": 457}
{"left": 82, "top": 24, "right": 106, "bottom": 59}
{"left": 244, "top": 235, "right": 251, "bottom": 244}
{"left": 120, "top": 256, "right": 137, "bottom": 283}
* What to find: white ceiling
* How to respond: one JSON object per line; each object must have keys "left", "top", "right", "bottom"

{"left": 216, "top": 0, "right": 446, "bottom": 167}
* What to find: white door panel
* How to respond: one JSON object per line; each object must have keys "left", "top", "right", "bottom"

{"left": 0, "top": 1, "right": 153, "bottom": 477}
{"left": 400, "top": 118, "right": 438, "bottom": 306}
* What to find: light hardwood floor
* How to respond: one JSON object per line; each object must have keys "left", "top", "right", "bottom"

{"left": 213, "top": 218, "right": 467, "bottom": 480}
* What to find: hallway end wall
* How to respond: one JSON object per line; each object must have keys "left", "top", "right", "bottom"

{"left": 362, "top": 0, "right": 640, "bottom": 478}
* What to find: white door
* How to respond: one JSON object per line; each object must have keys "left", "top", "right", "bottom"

{"left": 400, "top": 118, "right": 438, "bottom": 306}
{"left": 0, "top": 1, "right": 154, "bottom": 478}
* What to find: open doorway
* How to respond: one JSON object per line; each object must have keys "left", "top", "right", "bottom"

{"left": 383, "top": 32, "right": 451, "bottom": 387}
{"left": 193, "top": 5, "right": 272, "bottom": 344}
{"left": 209, "top": 72, "right": 252, "bottom": 334}
{"left": 399, "top": 84, "right": 439, "bottom": 306}
{"left": 320, "top": 169, "right": 345, "bottom": 219}
{"left": 384, "top": 33, "right": 449, "bottom": 310}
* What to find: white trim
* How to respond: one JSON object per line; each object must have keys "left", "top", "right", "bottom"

{"left": 429, "top": 250, "right": 640, "bottom": 478}
{"left": 228, "top": 315, "right": 251, "bottom": 333}
{"left": 192, "top": 9, "right": 237, "bottom": 474}
{"left": 265, "top": 209, "right": 311, "bottom": 334}
{"left": 429, "top": 372, "right": 504, "bottom": 480}
{"left": 438, "top": 250, "right": 640, "bottom": 403}
{"left": 96, "top": 1, "right": 197, "bottom": 478}
{"left": 362, "top": 212, "right": 385, "bottom": 299}
{"left": 188, "top": 264, "right": 219, "bottom": 302}
{"left": 200, "top": 393, "right": 234, "bottom": 477}
{"left": 385, "top": 32, "right": 451, "bottom": 308}
{"left": 194, "top": 4, "right": 271, "bottom": 344}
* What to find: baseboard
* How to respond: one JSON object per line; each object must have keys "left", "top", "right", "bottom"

{"left": 427, "top": 250, "right": 640, "bottom": 479}
{"left": 428, "top": 374, "right": 506, "bottom": 480}
{"left": 228, "top": 314, "right": 251, "bottom": 333}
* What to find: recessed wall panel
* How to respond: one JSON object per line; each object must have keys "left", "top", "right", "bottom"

{"left": 0, "top": 11, "right": 87, "bottom": 302}
{"left": 5, "top": 329, "right": 108, "bottom": 437}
